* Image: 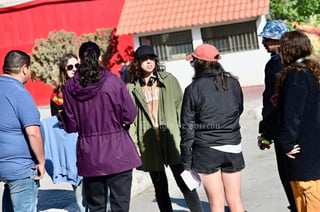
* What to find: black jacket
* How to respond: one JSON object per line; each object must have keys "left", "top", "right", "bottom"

{"left": 180, "top": 70, "right": 243, "bottom": 170}
{"left": 278, "top": 70, "right": 320, "bottom": 181}
{"left": 259, "top": 53, "right": 283, "bottom": 140}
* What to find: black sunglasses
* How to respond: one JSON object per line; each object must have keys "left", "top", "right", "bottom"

{"left": 66, "top": 63, "right": 80, "bottom": 71}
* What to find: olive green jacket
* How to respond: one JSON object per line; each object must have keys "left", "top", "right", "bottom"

{"left": 128, "top": 72, "right": 183, "bottom": 171}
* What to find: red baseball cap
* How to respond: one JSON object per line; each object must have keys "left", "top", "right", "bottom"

{"left": 186, "top": 44, "right": 221, "bottom": 62}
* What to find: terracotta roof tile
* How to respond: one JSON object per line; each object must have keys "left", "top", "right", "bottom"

{"left": 117, "top": 0, "right": 269, "bottom": 35}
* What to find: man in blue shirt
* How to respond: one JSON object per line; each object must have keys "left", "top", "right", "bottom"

{"left": 0, "top": 50, "right": 45, "bottom": 212}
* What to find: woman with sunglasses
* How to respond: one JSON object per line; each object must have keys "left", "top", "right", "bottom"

{"left": 50, "top": 53, "right": 79, "bottom": 116}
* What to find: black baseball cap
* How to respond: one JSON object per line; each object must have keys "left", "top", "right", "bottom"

{"left": 134, "top": 45, "right": 158, "bottom": 60}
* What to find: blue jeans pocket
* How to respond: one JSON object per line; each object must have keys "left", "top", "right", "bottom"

{"left": 3, "top": 169, "right": 38, "bottom": 212}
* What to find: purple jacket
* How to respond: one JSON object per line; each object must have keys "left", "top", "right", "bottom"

{"left": 60, "top": 67, "right": 141, "bottom": 177}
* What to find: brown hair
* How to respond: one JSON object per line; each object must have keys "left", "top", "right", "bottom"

{"left": 276, "top": 30, "right": 320, "bottom": 90}
{"left": 192, "top": 57, "right": 237, "bottom": 91}
{"left": 53, "top": 53, "right": 78, "bottom": 95}
{"left": 127, "top": 56, "right": 165, "bottom": 82}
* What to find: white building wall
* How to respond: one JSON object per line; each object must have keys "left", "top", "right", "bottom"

{"left": 166, "top": 48, "right": 269, "bottom": 91}
{"left": 133, "top": 16, "right": 270, "bottom": 91}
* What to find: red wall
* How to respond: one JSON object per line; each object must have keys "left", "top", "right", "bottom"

{"left": 0, "top": 0, "right": 133, "bottom": 106}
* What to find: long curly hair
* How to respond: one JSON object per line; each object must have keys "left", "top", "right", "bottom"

{"left": 78, "top": 42, "right": 102, "bottom": 87}
{"left": 193, "top": 57, "right": 237, "bottom": 91}
{"left": 53, "top": 53, "right": 78, "bottom": 95}
{"left": 127, "top": 56, "right": 165, "bottom": 82}
{"left": 276, "top": 30, "right": 320, "bottom": 91}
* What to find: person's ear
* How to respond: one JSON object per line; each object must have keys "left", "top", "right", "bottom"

{"left": 21, "top": 64, "right": 29, "bottom": 75}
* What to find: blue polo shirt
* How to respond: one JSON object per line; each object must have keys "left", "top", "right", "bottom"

{"left": 0, "top": 75, "right": 41, "bottom": 180}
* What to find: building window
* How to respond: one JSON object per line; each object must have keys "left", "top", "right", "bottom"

{"left": 139, "top": 30, "right": 193, "bottom": 61}
{"left": 201, "top": 20, "right": 259, "bottom": 53}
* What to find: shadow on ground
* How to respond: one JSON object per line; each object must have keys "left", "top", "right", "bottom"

{"left": 171, "top": 197, "right": 213, "bottom": 211}
{"left": 37, "top": 189, "right": 76, "bottom": 211}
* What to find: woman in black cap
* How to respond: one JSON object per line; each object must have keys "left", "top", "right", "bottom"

{"left": 127, "top": 45, "right": 203, "bottom": 212}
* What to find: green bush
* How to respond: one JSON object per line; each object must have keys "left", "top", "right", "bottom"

{"left": 31, "top": 28, "right": 113, "bottom": 86}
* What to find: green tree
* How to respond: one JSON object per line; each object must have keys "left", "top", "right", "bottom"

{"left": 296, "top": 0, "right": 320, "bottom": 24}
{"left": 269, "top": 0, "right": 320, "bottom": 60}
{"left": 269, "top": 0, "right": 298, "bottom": 22}
{"left": 269, "top": 0, "right": 320, "bottom": 25}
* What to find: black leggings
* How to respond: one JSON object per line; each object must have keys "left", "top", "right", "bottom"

{"left": 274, "top": 140, "right": 297, "bottom": 212}
{"left": 149, "top": 164, "right": 203, "bottom": 212}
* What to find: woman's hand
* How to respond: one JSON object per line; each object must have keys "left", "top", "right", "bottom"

{"left": 286, "top": 144, "right": 301, "bottom": 159}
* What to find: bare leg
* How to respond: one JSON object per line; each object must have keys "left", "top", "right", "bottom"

{"left": 200, "top": 171, "right": 225, "bottom": 212}
{"left": 222, "top": 171, "right": 244, "bottom": 212}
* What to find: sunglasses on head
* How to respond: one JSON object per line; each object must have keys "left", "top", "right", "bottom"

{"left": 66, "top": 63, "right": 80, "bottom": 71}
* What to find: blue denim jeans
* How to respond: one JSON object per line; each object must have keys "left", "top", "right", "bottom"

{"left": 1, "top": 170, "right": 39, "bottom": 212}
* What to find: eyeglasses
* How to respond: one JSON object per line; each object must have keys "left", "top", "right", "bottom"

{"left": 66, "top": 63, "right": 80, "bottom": 71}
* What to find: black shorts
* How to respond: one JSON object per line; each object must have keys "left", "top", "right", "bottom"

{"left": 191, "top": 146, "right": 245, "bottom": 174}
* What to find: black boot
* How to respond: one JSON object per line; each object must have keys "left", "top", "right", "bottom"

{"left": 183, "top": 189, "right": 204, "bottom": 212}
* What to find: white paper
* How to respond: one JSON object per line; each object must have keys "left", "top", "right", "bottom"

{"left": 180, "top": 170, "right": 201, "bottom": 191}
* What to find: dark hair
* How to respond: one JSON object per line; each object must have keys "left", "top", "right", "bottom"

{"left": 3, "top": 50, "right": 30, "bottom": 75}
{"left": 276, "top": 30, "right": 320, "bottom": 90}
{"left": 53, "top": 53, "right": 78, "bottom": 95}
{"left": 78, "top": 42, "right": 101, "bottom": 87}
{"left": 127, "top": 56, "right": 165, "bottom": 82}
{"left": 193, "top": 58, "right": 237, "bottom": 91}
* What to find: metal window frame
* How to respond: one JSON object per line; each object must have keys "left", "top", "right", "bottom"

{"left": 139, "top": 30, "right": 193, "bottom": 61}
{"left": 201, "top": 20, "right": 259, "bottom": 53}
